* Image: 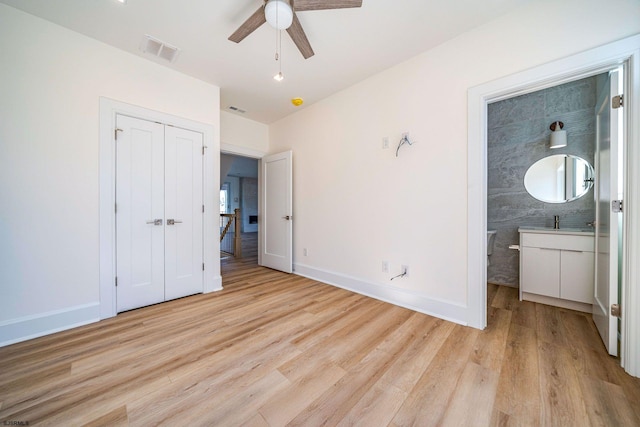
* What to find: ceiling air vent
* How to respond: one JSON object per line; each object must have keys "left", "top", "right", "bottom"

{"left": 228, "top": 106, "right": 247, "bottom": 114}
{"left": 140, "top": 35, "right": 180, "bottom": 63}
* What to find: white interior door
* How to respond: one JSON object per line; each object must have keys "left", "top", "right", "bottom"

{"left": 116, "top": 115, "right": 165, "bottom": 312}
{"left": 116, "top": 116, "right": 203, "bottom": 312}
{"left": 260, "top": 151, "right": 293, "bottom": 273}
{"left": 164, "top": 126, "right": 203, "bottom": 300}
{"left": 593, "top": 70, "right": 622, "bottom": 356}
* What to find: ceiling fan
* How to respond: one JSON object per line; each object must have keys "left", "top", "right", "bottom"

{"left": 229, "top": 0, "right": 363, "bottom": 59}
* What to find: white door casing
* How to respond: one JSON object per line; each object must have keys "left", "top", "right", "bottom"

{"left": 593, "top": 70, "right": 621, "bottom": 356}
{"left": 260, "top": 151, "right": 293, "bottom": 273}
{"left": 116, "top": 115, "right": 204, "bottom": 312}
{"left": 164, "top": 126, "right": 204, "bottom": 301}
{"left": 116, "top": 115, "right": 166, "bottom": 312}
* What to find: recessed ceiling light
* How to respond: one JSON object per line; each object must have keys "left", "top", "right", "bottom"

{"left": 116, "top": 0, "right": 126, "bottom": 4}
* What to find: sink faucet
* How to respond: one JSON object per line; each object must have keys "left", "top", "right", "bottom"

{"left": 554, "top": 215, "right": 560, "bottom": 230}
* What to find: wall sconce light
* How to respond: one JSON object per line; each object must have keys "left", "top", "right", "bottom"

{"left": 549, "top": 121, "right": 567, "bottom": 149}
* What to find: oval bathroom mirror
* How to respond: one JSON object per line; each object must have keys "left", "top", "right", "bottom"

{"left": 524, "top": 154, "right": 594, "bottom": 203}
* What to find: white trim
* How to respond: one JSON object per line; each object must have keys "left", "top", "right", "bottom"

{"left": 0, "top": 303, "right": 100, "bottom": 347}
{"left": 622, "top": 44, "right": 640, "bottom": 377}
{"left": 294, "top": 263, "right": 467, "bottom": 325}
{"left": 220, "top": 142, "right": 267, "bottom": 159}
{"left": 467, "top": 34, "right": 640, "bottom": 377}
{"left": 99, "top": 97, "right": 221, "bottom": 320}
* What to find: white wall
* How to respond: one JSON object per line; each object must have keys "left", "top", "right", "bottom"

{"left": 0, "top": 5, "right": 220, "bottom": 343}
{"left": 269, "top": 0, "right": 640, "bottom": 323}
{"left": 221, "top": 111, "right": 269, "bottom": 157}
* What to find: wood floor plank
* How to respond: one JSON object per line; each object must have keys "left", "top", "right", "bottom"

{"left": 536, "top": 303, "right": 568, "bottom": 347}
{"left": 259, "top": 361, "right": 346, "bottom": 426}
{"left": 470, "top": 306, "right": 511, "bottom": 371}
{"left": 537, "top": 340, "right": 590, "bottom": 426}
{"left": 493, "top": 323, "right": 541, "bottom": 424}
{"left": 1, "top": 238, "right": 639, "bottom": 426}
{"left": 286, "top": 347, "right": 404, "bottom": 426}
{"left": 487, "top": 283, "right": 499, "bottom": 306}
{"left": 81, "top": 405, "right": 128, "bottom": 427}
{"left": 391, "top": 325, "right": 480, "bottom": 426}
{"left": 439, "top": 361, "right": 500, "bottom": 427}
{"left": 491, "top": 285, "right": 519, "bottom": 311}
{"left": 577, "top": 374, "right": 640, "bottom": 426}
{"left": 508, "top": 298, "right": 537, "bottom": 330}
{"left": 336, "top": 380, "right": 407, "bottom": 427}
{"left": 375, "top": 316, "right": 455, "bottom": 393}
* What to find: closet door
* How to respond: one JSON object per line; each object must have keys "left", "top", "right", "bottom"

{"left": 116, "top": 115, "right": 166, "bottom": 312}
{"left": 164, "top": 126, "right": 204, "bottom": 300}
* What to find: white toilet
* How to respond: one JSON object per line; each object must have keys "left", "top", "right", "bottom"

{"left": 487, "top": 230, "right": 497, "bottom": 266}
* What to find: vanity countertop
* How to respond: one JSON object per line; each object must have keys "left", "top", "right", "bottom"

{"left": 518, "top": 226, "right": 594, "bottom": 236}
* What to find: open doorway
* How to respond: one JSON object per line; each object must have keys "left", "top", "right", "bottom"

{"left": 467, "top": 34, "right": 640, "bottom": 377}
{"left": 220, "top": 153, "right": 259, "bottom": 265}
{"left": 485, "top": 71, "right": 624, "bottom": 353}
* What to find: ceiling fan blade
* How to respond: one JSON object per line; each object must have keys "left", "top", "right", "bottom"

{"left": 287, "top": 13, "right": 314, "bottom": 59}
{"left": 228, "top": 6, "right": 267, "bottom": 43}
{"left": 292, "top": 0, "right": 362, "bottom": 11}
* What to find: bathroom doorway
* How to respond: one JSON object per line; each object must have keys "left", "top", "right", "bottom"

{"left": 467, "top": 34, "right": 640, "bottom": 376}
{"left": 485, "top": 70, "right": 624, "bottom": 355}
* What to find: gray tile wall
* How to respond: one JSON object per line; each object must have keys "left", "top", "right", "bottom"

{"left": 487, "top": 75, "right": 601, "bottom": 287}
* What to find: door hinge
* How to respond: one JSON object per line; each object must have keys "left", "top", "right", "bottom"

{"left": 115, "top": 203, "right": 117, "bottom": 214}
{"left": 612, "top": 200, "right": 623, "bottom": 213}
{"left": 202, "top": 146, "right": 205, "bottom": 155}
{"left": 115, "top": 276, "right": 118, "bottom": 287}
{"left": 114, "top": 128, "right": 123, "bottom": 140}
{"left": 202, "top": 263, "right": 205, "bottom": 271}
{"left": 202, "top": 204, "right": 205, "bottom": 213}
{"left": 611, "top": 303, "right": 621, "bottom": 317}
{"left": 612, "top": 94, "right": 623, "bottom": 109}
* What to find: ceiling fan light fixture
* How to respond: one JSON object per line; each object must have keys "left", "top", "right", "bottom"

{"left": 265, "top": 0, "right": 293, "bottom": 30}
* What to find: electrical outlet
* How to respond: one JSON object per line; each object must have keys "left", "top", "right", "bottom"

{"left": 401, "top": 265, "right": 409, "bottom": 277}
{"left": 303, "top": 248, "right": 308, "bottom": 256}
{"left": 382, "top": 261, "right": 389, "bottom": 273}
{"left": 382, "top": 137, "right": 389, "bottom": 149}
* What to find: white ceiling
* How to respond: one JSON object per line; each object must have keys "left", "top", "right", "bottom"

{"left": 2, "top": 0, "right": 531, "bottom": 124}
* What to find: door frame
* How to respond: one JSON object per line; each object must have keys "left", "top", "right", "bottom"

{"left": 467, "top": 34, "right": 640, "bottom": 376}
{"left": 99, "top": 97, "right": 221, "bottom": 319}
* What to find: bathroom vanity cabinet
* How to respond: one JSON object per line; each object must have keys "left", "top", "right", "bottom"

{"left": 518, "top": 227, "right": 594, "bottom": 312}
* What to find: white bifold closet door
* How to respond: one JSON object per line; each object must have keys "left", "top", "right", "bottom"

{"left": 116, "top": 115, "right": 203, "bottom": 313}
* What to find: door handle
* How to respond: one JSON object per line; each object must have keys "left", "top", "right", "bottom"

{"left": 146, "top": 219, "right": 163, "bottom": 225}
{"left": 167, "top": 219, "right": 182, "bottom": 225}
{"left": 282, "top": 215, "right": 292, "bottom": 220}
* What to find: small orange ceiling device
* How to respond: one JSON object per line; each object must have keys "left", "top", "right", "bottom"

{"left": 291, "top": 98, "right": 303, "bottom": 107}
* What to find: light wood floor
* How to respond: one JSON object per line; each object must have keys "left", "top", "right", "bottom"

{"left": 1, "top": 241, "right": 639, "bottom": 426}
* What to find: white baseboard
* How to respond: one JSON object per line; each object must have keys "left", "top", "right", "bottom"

{"left": 293, "top": 263, "right": 468, "bottom": 326}
{"left": 0, "top": 303, "right": 101, "bottom": 347}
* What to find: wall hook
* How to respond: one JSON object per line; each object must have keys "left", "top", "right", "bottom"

{"left": 396, "top": 134, "right": 414, "bottom": 157}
